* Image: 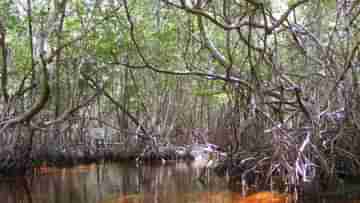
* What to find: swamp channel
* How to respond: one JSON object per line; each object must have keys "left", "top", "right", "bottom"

{"left": 1, "top": 161, "right": 360, "bottom": 203}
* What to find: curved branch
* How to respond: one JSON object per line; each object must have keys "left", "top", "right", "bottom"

{"left": 197, "top": 16, "right": 228, "bottom": 67}
{"left": 0, "top": 57, "right": 50, "bottom": 134}
{"left": 122, "top": 0, "right": 251, "bottom": 90}
{"left": 43, "top": 91, "right": 100, "bottom": 127}
{"left": 162, "top": 0, "right": 309, "bottom": 34}
{"left": 267, "top": 0, "right": 309, "bottom": 34}
{"left": 81, "top": 72, "right": 150, "bottom": 139}
{"left": 110, "top": 61, "right": 252, "bottom": 90}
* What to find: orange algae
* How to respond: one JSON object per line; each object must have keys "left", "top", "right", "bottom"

{"left": 237, "top": 191, "right": 290, "bottom": 203}
{"left": 198, "top": 191, "right": 290, "bottom": 203}
{"left": 34, "top": 164, "right": 96, "bottom": 175}
{"left": 100, "top": 191, "right": 291, "bottom": 203}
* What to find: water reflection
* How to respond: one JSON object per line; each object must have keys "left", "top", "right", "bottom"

{"left": 0, "top": 162, "right": 227, "bottom": 203}
{"left": 105, "top": 191, "right": 290, "bottom": 203}
{"left": 0, "top": 177, "right": 32, "bottom": 203}
{"left": 0, "top": 162, "right": 360, "bottom": 203}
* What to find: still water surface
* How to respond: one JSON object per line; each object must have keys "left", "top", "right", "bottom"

{"left": 0, "top": 162, "right": 359, "bottom": 203}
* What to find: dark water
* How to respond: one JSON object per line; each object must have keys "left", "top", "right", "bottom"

{"left": 0, "top": 161, "right": 359, "bottom": 203}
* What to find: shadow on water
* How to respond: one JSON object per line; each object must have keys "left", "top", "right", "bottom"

{"left": 0, "top": 177, "right": 33, "bottom": 203}
{"left": 0, "top": 162, "right": 360, "bottom": 203}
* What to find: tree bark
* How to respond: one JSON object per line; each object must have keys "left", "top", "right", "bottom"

{"left": 0, "top": 20, "right": 9, "bottom": 103}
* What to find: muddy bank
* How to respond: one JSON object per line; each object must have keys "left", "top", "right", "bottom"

{"left": 0, "top": 143, "right": 220, "bottom": 177}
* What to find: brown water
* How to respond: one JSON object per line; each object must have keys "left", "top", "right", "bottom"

{"left": 0, "top": 161, "right": 359, "bottom": 203}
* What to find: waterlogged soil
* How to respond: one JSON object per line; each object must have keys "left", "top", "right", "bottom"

{"left": 0, "top": 161, "right": 359, "bottom": 203}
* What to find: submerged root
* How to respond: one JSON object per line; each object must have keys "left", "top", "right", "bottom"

{"left": 215, "top": 115, "right": 360, "bottom": 192}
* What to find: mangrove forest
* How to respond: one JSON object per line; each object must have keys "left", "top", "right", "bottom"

{"left": 0, "top": 0, "right": 360, "bottom": 202}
